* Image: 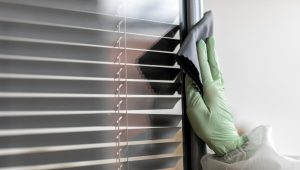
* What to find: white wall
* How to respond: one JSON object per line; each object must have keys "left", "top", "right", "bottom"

{"left": 204, "top": 0, "right": 300, "bottom": 155}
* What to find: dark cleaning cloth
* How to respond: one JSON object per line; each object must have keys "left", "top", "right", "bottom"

{"left": 176, "top": 11, "right": 214, "bottom": 93}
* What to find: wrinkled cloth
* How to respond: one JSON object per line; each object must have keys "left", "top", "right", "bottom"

{"left": 176, "top": 11, "right": 213, "bottom": 92}
{"left": 201, "top": 125, "right": 300, "bottom": 170}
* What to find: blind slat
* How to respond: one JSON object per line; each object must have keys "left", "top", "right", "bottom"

{"left": 0, "top": 154, "right": 182, "bottom": 170}
{"left": 0, "top": 21, "right": 179, "bottom": 52}
{"left": 0, "top": 59, "right": 180, "bottom": 80}
{"left": 0, "top": 127, "right": 181, "bottom": 148}
{"left": 0, "top": 114, "right": 181, "bottom": 129}
{"left": 0, "top": 54, "right": 179, "bottom": 68}
{"left": 0, "top": 73, "right": 177, "bottom": 83}
{"left": 0, "top": 2, "right": 179, "bottom": 38}
{"left": 0, "top": 40, "right": 177, "bottom": 66}
{"left": 0, "top": 98, "right": 180, "bottom": 110}
{"left": 0, "top": 111, "right": 182, "bottom": 117}
{"left": 0, "top": 0, "right": 180, "bottom": 24}
{"left": 0, "top": 139, "right": 182, "bottom": 156}
{"left": 0, "top": 143, "right": 180, "bottom": 167}
{"left": 0, "top": 78, "right": 180, "bottom": 95}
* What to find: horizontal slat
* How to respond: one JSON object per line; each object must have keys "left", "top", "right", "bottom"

{"left": 0, "top": 114, "right": 181, "bottom": 129}
{"left": 0, "top": 154, "right": 181, "bottom": 170}
{"left": 0, "top": 96, "right": 180, "bottom": 110}
{"left": 0, "top": 78, "right": 179, "bottom": 95}
{"left": 0, "top": 53, "right": 177, "bottom": 68}
{"left": 0, "top": 40, "right": 176, "bottom": 66}
{"left": 127, "top": 155, "right": 181, "bottom": 170}
{"left": 0, "top": 139, "right": 182, "bottom": 156}
{"left": 0, "top": 142, "right": 179, "bottom": 167}
{"left": 0, "top": 36, "right": 178, "bottom": 55}
{"left": 0, "top": 59, "right": 180, "bottom": 80}
{"left": 0, "top": 127, "right": 180, "bottom": 148}
{"left": 0, "top": 0, "right": 179, "bottom": 24}
{"left": 0, "top": 93, "right": 181, "bottom": 98}
{"left": 0, "top": 110, "right": 182, "bottom": 117}
{"left": 0, "top": 54, "right": 179, "bottom": 69}
{"left": 0, "top": 73, "right": 179, "bottom": 84}
{"left": 0, "top": 21, "right": 179, "bottom": 52}
{"left": 0, "top": 2, "right": 179, "bottom": 38}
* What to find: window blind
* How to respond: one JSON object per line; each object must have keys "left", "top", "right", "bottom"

{"left": 0, "top": 0, "right": 183, "bottom": 170}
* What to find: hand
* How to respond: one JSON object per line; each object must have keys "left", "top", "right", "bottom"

{"left": 185, "top": 37, "right": 247, "bottom": 156}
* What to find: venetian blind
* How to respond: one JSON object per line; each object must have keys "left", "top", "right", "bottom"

{"left": 0, "top": 0, "right": 183, "bottom": 169}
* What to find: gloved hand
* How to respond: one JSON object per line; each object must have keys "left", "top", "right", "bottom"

{"left": 185, "top": 37, "right": 247, "bottom": 156}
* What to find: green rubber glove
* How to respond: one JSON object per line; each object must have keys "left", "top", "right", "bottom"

{"left": 185, "top": 37, "right": 247, "bottom": 156}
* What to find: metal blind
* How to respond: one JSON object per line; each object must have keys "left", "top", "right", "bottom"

{"left": 0, "top": 0, "right": 183, "bottom": 169}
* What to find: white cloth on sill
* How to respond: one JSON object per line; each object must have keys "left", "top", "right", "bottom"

{"left": 201, "top": 125, "right": 300, "bottom": 170}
